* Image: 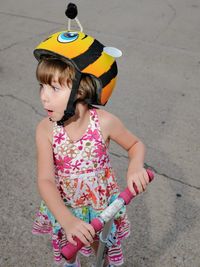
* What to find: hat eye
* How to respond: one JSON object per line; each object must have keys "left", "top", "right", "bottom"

{"left": 58, "top": 32, "right": 79, "bottom": 43}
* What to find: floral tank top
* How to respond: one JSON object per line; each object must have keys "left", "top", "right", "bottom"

{"left": 53, "top": 108, "right": 119, "bottom": 210}
{"left": 32, "top": 108, "right": 130, "bottom": 266}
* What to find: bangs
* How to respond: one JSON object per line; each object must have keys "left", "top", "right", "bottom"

{"left": 36, "top": 58, "right": 75, "bottom": 85}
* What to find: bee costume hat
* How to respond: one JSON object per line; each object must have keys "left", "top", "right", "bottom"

{"left": 34, "top": 3, "right": 122, "bottom": 125}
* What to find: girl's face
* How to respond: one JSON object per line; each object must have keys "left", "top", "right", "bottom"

{"left": 39, "top": 72, "right": 71, "bottom": 122}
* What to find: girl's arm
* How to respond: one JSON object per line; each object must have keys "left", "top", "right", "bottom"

{"left": 36, "top": 118, "right": 95, "bottom": 245}
{"left": 99, "top": 110, "right": 149, "bottom": 194}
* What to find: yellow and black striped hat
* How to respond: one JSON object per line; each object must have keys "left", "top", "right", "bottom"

{"left": 34, "top": 31, "right": 120, "bottom": 105}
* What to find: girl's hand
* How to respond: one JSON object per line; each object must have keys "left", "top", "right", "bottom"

{"left": 127, "top": 168, "right": 150, "bottom": 195}
{"left": 63, "top": 215, "right": 95, "bottom": 246}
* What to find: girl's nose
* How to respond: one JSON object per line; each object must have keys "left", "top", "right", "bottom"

{"left": 40, "top": 86, "right": 49, "bottom": 103}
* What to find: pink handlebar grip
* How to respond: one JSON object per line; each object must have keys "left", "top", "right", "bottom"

{"left": 91, "top": 218, "right": 104, "bottom": 232}
{"left": 61, "top": 236, "right": 84, "bottom": 260}
{"left": 61, "top": 218, "right": 104, "bottom": 260}
{"left": 61, "top": 169, "right": 154, "bottom": 260}
{"left": 119, "top": 168, "right": 154, "bottom": 205}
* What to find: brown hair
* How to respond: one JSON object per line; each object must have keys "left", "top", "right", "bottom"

{"left": 36, "top": 58, "right": 97, "bottom": 103}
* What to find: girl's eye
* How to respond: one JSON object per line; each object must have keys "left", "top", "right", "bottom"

{"left": 52, "top": 86, "right": 60, "bottom": 92}
{"left": 39, "top": 84, "right": 43, "bottom": 91}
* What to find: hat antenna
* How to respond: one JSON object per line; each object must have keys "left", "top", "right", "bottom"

{"left": 65, "top": 3, "right": 83, "bottom": 32}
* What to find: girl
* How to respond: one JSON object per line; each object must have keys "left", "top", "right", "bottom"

{"left": 32, "top": 27, "right": 150, "bottom": 267}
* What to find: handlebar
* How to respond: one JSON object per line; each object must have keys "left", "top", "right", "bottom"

{"left": 61, "top": 169, "right": 154, "bottom": 260}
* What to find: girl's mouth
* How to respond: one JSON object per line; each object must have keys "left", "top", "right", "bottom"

{"left": 46, "top": 109, "right": 53, "bottom": 116}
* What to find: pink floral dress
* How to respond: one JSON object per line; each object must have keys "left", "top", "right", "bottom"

{"left": 32, "top": 108, "right": 130, "bottom": 266}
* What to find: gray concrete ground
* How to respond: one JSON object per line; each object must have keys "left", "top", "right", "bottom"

{"left": 0, "top": 0, "right": 200, "bottom": 266}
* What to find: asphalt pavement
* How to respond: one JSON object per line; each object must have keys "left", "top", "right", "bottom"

{"left": 0, "top": 0, "right": 200, "bottom": 266}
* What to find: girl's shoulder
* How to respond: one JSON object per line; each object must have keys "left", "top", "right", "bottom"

{"left": 96, "top": 108, "right": 122, "bottom": 128}
{"left": 95, "top": 108, "right": 123, "bottom": 139}
{"left": 36, "top": 117, "right": 53, "bottom": 144}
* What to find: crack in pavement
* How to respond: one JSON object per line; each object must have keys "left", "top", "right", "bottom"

{"left": 0, "top": 27, "right": 60, "bottom": 53}
{"left": 0, "top": 10, "right": 198, "bottom": 56}
{"left": 0, "top": 11, "right": 63, "bottom": 26}
{"left": 0, "top": 94, "right": 43, "bottom": 117}
{"left": 0, "top": 42, "right": 19, "bottom": 52}
{"left": 153, "top": 0, "right": 177, "bottom": 41}
{"left": 110, "top": 152, "right": 200, "bottom": 191}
